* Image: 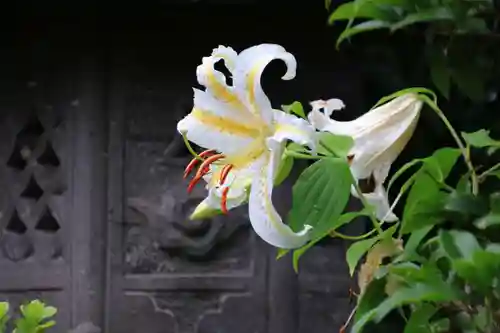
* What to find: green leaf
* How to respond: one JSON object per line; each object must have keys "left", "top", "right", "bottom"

{"left": 402, "top": 148, "right": 461, "bottom": 233}
{"left": 355, "top": 277, "right": 388, "bottom": 321}
{"left": 397, "top": 225, "right": 434, "bottom": 262}
{"left": 0, "top": 303, "right": 8, "bottom": 319}
{"left": 390, "top": 7, "right": 455, "bottom": 32}
{"left": 404, "top": 303, "right": 437, "bottom": 333}
{"left": 288, "top": 158, "right": 353, "bottom": 240}
{"left": 317, "top": 132, "right": 354, "bottom": 157}
{"left": 325, "top": 0, "right": 332, "bottom": 10}
{"left": 461, "top": 129, "right": 500, "bottom": 154}
{"left": 282, "top": 101, "right": 306, "bottom": 119}
{"left": 337, "top": 20, "right": 392, "bottom": 48}
{"left": 346, "top": 226, "right": 397, "bottom": 276}
{"left": 443, "top": 191, "right": 488, "bottom": 216}
{"left": 274, "top": 153, "right": 294, "bottom": 186}
{"left": 347, "top": 237, "right": 381, "bottom": 276}
{"left": 428, "top": 46, "right": 450, "bottom": 99}
{"left": 352, "top": 282, "right": 459, "bottom": 333}
{"left": 439, "top": 230, "right": 481, "bottom": 261}
{"left": 328, "top": 2, "right": 398, "bottom": 24}
{"left": 474, "top": 213, "right": 500, "bottom": 229}
{"left": 429, "top": 318, "right": 450, "bottom": 332}
{"left": 292, "top": 210, "right": 370, "bottom": 271}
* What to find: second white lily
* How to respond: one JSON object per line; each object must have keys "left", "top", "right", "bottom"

{"left": 178, "top": 44, "right": 317, "bottom": 249}
{"left": 308, "top": 93, "right": 423, "bottom": 221}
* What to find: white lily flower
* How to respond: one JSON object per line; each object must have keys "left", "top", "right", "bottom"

{"left": 177, "top": 44, "right": 317, "bottom": 249}
{"left": 308, "top": 93, "right": 423, "bottom": 221}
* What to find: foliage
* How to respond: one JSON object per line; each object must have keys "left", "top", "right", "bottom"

{"left": 0, "top": 300, "right": 57, "bottom": 333}
{"left": 326, "top": 0, "right": 500, "bottom": 101}
{"left": 278, "top": 88, "right": 500, "bottom": 332}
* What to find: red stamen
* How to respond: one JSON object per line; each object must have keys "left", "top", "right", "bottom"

{"left": 219, "top": 164, "right": 233, "bottom": 185}
{"left": 187, "top": 167, "right": 211, "bottom": 193}
{"left": 183, "top": 149, "right": 216, "bottom": 179}
{"left": 199, "top": 149, "right": 217, "bottom": 158}
{"left": 184, "top": 159, "right": 199, "bottom": 179}
{"left": 221, "top": 187, "right": 230, "bottom": 214}
{"left": 194, "top": 154, "right": 225, "bottom": 179}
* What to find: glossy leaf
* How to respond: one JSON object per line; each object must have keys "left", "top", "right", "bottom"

{"left": 346, "top": 225, "right": 397, "bottom": 276}
{"left": 404, "top": 303, "right": 437, "bottom": 333}
{"left": 292, "top": 210, "right": 370, "bottom": 272}
{"left": 347, "top": 236, "right": 380, "bottom": 277}
{"left": 390, "top": 7, "right": 455, "bottom": 31}
{"left": 352, "top": 282, "right": 459, "bottom": 333}
{"left": 439, "top": 230, "right": 481, "bottom": 261}
{"left": 317, "top": 132, "right": 354, "bottom": 157}
{"left": 274, "top": 154, "right": 294, "bottom": 186}
{"left": 397, "top": 225, "right": 434, "bottom": 262}
{"left": 461, "top": 129, "right": 500, "bottom": 154}
{"left": 288, "top": 158, "right": 353, "bottom": 240}
{"left": 282, "top": 101, "right": 306, "bottom": 119}
{"left": 328, "top": 2, "right": 397, "bottom": 24}
{"left": 443, "top": 191, "right": 488, "bottom": 216}
{"left": 402, "top": 148, "right": 461, "bottom": 233}
{"left": 337, "top": 20, "right": 392, "bottom": 47}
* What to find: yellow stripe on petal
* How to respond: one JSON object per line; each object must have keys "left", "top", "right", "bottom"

{"left": 191, "top": 108, "right": 262, "bottom": 138}
{"left": 246, "top": 62, "right": 262, "bottom": 115}
{"left": 207, "top": 73, "right": 244, "bottom": 108}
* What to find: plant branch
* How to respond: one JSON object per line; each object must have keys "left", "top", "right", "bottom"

{"left": 478, "top": 162, "right": 500, "bottom": 181}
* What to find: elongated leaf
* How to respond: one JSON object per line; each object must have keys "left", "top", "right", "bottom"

{"left": 337, "top": 20, "right": 392, "bottom": 48}
{"left": 461, "top": 129, "right": 500, "bottom": 154}
{"left": 328, "top": 2, "right": 397, "bottom": 23}
{"left": 347, "top": 237, "right": 380, "bottom": 276}
{"left": 396, "top": 225, "right": 434, "bottom": 262}
{"left": 402, "top": 148, "right": 461, "bottom": 233}
{"left": 404, "top": 303, "right": 437, "bottom": 333}
{"left": 282, "top": 101, "right": 306, "bottom": 119}
{"left": 274, "top": 154, "right": 294, "bottom": 186}
{"left": 288, "top": 158, "right": 353, "bottom": 240}
{"left": 346, "top": 225, "right": 397, "bottom": 276}
{"left": 428, "top": 46, "right": 451, "bottom": 99}
{"left": 292, "top": 210, "right": 370, "bottom": 271}
{"left": 390, "top": 7, "right": 454, "bottom": 31}
{"left": 439, "top": 230, "right": 481, "bottom": 261}
{"left": 317, "top": 132, "right": 354, "bottom": 157}
{"left": 352, "top": 282, "right": 459, "bottom": 333}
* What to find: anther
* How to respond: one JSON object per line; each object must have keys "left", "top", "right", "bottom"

{"left": 219, "top": 164, "right": 234, "bottom": 185}
{"left": 183, "top": 149, "right": 216, "bottom": 179}
{"left": 221, "top": 187, "right": 230, "bottom": 214}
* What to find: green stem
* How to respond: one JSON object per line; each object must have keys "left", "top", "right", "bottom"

{"left": 353, "top": 181, "right": 384, "bottom": 236}
{"left": 285, "top": 150, "right": 321, "bottom": 160}
{"left": 182, "top": 134, "right": 203, "bottom": 161}
{"left": 478, "top": 162, "right": 500, "bottom": 182}
{"left": 424, "top": 96, "right": 479, "bottom": 195}
{"left": 330, "top": 228, "right": 378, "bottom": 241}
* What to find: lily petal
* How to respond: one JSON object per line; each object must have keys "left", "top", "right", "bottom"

{"left": 271, "top": 110, "right": 318, "bottom": 151}
{"left": 310, "top": 98, "right": 345, "bottom": 117}
{"left": 248, "top": 141, "right": 312, "bottom": 249}
{"left": 233, "top": 44, "right": 297, "bottom": 125}
{"left": 196, "top": 46, "right": 255, "bottom": 120}
{"left": 177, "top": 89, "right": 262, "bottom": 155}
